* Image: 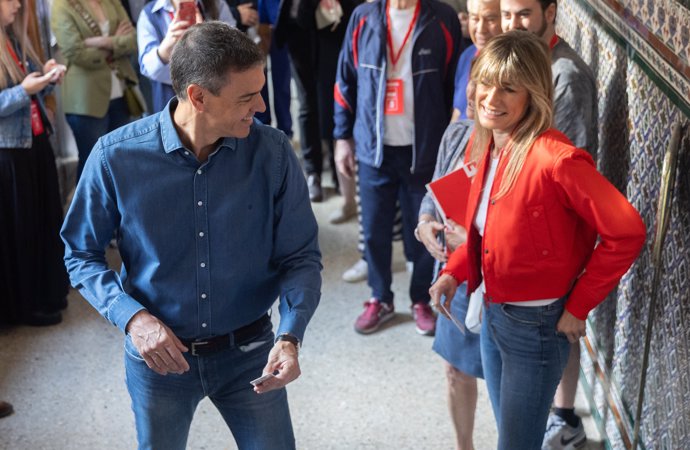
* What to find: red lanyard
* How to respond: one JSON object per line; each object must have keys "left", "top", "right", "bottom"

{"left": 549, "top": 34, "right": 559, "bottom": 50}
{"left": 6, "top": 41, "right": 26, "bottom": 74}
{"left": 386, "top": 0, "right": 420, "bottom": 69}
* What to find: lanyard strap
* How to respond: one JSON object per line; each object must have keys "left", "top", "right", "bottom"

{"left": 549, "top": 34, "right": 559, "bottom": 50}
{"left": 386, "top": 0, "right": 420, "bottom": 69}
{"left": 6, "top": 41, "right": 26, "bottom": 74}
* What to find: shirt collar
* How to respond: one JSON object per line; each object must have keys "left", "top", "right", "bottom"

{"left": 151, "top": 0, "right": 174, "bottom": 14}
{"left": 159, "top": 98, "right": 237, "bottom": 155}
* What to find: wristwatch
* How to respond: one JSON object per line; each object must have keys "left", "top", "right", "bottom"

{"left": 275, "top": 333, "right": 300, "bottom": 350}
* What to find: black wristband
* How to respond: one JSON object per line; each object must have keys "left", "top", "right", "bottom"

{"left": 275, "top": 333, "right": 300, "bottom": 348}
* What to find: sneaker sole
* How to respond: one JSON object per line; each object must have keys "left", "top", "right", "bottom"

{"left": 415, "top": 326, "right": 435, "bottom": 336}
{"left": 354, "top": 311, "right": 395, "bottom": 334}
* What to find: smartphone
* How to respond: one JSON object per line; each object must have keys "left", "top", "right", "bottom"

{"left": 250, "top": 372, "right": 275, "bottom": 387}
{"left": 177, "top": 1, "right": 197, "bottom": 24}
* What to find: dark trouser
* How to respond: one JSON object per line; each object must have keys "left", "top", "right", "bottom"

{"left": 358, "top": 145, "right": 434, "bottom": 304}
{"left": 258, "top": 38, "right": 293, "bottom": 136}
{"left": 66, "top": 97, "right": 130, "bottom": 181}
{"left": 286, "top": 27, "right": 321, "bottom": 175}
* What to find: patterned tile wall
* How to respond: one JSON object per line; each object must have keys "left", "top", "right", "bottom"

{"left": 557, "top": 0, "right": 690, "bottom": 449}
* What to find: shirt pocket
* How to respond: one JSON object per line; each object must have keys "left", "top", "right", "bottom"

{"left": 526, "top": 205, "right": 555, "bottom": 259}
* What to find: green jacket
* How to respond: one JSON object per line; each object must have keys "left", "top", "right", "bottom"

{"left": 51, "top": 0, "right": 137, "bottom": 117}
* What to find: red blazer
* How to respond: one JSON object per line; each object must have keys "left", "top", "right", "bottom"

{"left": 442, "top": 129, "right": 646, "bottom": 320}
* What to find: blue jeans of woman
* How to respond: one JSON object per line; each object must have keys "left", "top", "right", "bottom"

{"left": 480, "top": 297, "right": 570, "bottom": 450}
{"left": 124, "top": 326, "right": 295, "bottom": 450}
{"left": 66, "top": 97, "right": 130, "bottom": 181}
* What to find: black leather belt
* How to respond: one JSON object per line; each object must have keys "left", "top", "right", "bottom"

{"left": 182, "top": 314, "right": 270, "bottom": 356}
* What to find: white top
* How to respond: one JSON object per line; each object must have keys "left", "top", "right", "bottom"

{"left": 383, "top": 5, "right": 415, "bottom": 146}
{"left": 99, "top": 20, "right": 124, "bottom": 100}
{"left": 475, "top": 154, "right": 558, "bottom": 307}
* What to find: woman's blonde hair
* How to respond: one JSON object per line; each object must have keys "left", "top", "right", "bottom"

{"left": 469, "top": 30, "right": 553, "bottom": 199}
{"left": 1, "top": 0, "right": 43, "bottom": 90}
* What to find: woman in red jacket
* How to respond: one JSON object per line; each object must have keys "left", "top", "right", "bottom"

{"left": 429, "top": 30, "right": 646, "bottom": 450}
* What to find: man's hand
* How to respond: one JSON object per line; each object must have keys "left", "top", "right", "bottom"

{"left": 237, "top": 3, "right": 259, "bottom": 27}
{"left": 126, "top": 310, "right": 190, "bottom": 375}
{"left": 444, "top": 218, "right": 467, "bottom": 252}
{"left": 417, "top": 215, "right": 446, "bottom": 261}
{"left": 335, "top": 138, "right": 356, "bottom": 179}
{"left": 556, "top": 309, "right": 586, "bottom": 343}
{"left": 253, "top": 341, "right": 300, "bottom": 394}
{"left": 428, "top": 274, "right": 458, "bottom": 319}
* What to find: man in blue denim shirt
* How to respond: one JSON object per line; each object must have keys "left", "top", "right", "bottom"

{"left": 61, "top": 22, "right": 321, "bottom": 450}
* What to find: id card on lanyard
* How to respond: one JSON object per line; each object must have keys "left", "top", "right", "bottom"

{"left": 384, "top": 0, "right": 419, "bottom": 116}
{"left": 6, "top": 42, "right": 46, "bottom": 136}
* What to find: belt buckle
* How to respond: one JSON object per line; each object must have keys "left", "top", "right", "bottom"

{"left": 190, "top": 340, "right": 208, "bottom": 356}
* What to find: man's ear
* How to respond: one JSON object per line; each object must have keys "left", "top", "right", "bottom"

{"left": 187, "top": 84, "right": 206, "bottom": 112}
{"left": 545, "top": 2, "right": 557, "bottom": 25}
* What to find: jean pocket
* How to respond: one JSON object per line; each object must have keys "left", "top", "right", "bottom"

{"left": 124, "top": 335, "right": 145, "bottom": 362}
{"left": 500, "top": 304, "right": 541, "bottom": 327}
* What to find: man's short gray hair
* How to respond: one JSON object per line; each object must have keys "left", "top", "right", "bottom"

{"left": 170, "top": 21, "right": 264, "bottom": 100}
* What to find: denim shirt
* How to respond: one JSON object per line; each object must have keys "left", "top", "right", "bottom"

{"left": 0, "top": 52, "right": 53, "bottom": 148}
{"left": 61, "top": 99, "right": 322, "bottom": 341}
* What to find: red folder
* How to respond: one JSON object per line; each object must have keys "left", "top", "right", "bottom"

{"left": 426, "top": 161, "right": 478, "bottom": 224}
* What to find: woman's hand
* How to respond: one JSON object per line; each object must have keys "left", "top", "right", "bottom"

{"left": 157, "top": 19, "right": 192, "bottom": 64}
{"left": 84, "top": 35, "right": 114, "bottom": 50}
{"left": 445, "top": 218, "right": 467, "bottom": 252}
{"left": 556, "top": 309, "right": 586, "bottom": 343}
{"left": 21, "top": 72, "right": 53, "bottom": 95}
{"left": 416, "top": 215, "right": 446, "bottom": 261}
{"left": 429, "top": 274, "right": 459, "bottom": 319}
{"left": 237, "top": 3, "right": 258, "bottom": 27}
{"left": 115, "top": 20, "right": 134, "bottom": 36}
{"left": 42, "top": 59, "right": 66, "bottom": 84}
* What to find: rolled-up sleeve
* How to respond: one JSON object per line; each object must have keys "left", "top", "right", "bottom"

{"left": 61, "top": 143, "right": 146, "bottom": 332}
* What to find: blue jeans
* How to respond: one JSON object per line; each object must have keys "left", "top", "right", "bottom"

{"left": 480, "top": 297, "right": 570, "bottom": 450}
{"left": 123, "top": 327, "right": 295, "bottom": 450}
{"left": 66, "top": 97, "right": 130, "bottom": 181}
{"left": 357, "top": 145, "right": 435, "bottom": 304}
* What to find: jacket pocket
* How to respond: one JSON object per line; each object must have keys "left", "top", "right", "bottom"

{"left": 526, "top": 205, "right": 555, "bottom": 259}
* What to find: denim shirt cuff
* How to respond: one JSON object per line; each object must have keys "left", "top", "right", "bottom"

{"left": 276, "top": 316, "right": 307, "bottom": 344}
{"left": 108, "top": 293, "right": 147, "bottom": 333}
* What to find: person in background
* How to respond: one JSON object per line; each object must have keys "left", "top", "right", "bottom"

{"left": 1, "top": 0, "right": 68, "bottom": 327}
{"left": 416, "top": 79, "right": 481, "bottom": 450}
{"left": 450, "top": 0, "right": 500, "bottom": 122}
{"left": 429, "top": 30, "right": 645, "bottom": 450}
{"left": 51, "top": 0, "right": 138, "bottom": 180}
{"left": 501, "top": 2, "right": 598, "bottom": 447}
{"left": 137, "top": 0, "right": 235, "bottom": 113}
{"left": 61, "top": 23, "right": 321, "bottom": 449}
{"left": 256, "top": 0, "right": 292, "bottom": 137}
{"left": 334, "top": 0, "right": 461, "bottom": 335}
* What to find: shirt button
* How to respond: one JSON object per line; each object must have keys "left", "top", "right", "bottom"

{"left": 533, "top": 211, "right": 540, "bottom": 217}
{"left": 184, "top": 151, "right": 190, "bottom": 156}
{"left": 484, "top": 249, "right": 489, "bottom": 254}
{"left": 201, "top": 323, "right": 207, "bottom": 328}
{"left": 490, "top": 200, "right": 496, "bottom": 205}
{"left": 197, "top": 201, "right": 203, "bottom": 206}
{"left": 197, "top": 169, "right": 203, "bottom": 175}
{"left": 201, "top": 293, "right": 207, "bottom": 299}
{"left": 199, "top": 231, "right": 204, "bottom": 237}
{"left": 542, "top": 250, "right": 549, "bottom": 256}
{"left": 200, "top": 262, "right": 206, "bottom": 268}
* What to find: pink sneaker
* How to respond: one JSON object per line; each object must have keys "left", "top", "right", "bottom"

{"left": 354, "top": 299, "right": 395, "bottom": 334}
{"left": 412, "top": 302, "right": 436, "bottom": 336}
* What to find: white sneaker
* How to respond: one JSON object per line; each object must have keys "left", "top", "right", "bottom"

{"left": 542, "top": 414, "right": 587, "bottom": 450}
{"left": 342, "top": 259, "right": 368, "bottom": 283}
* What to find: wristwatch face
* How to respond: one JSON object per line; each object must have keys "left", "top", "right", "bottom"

{"left": 277, "top": 334, "right": 300, "bottom": 347}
